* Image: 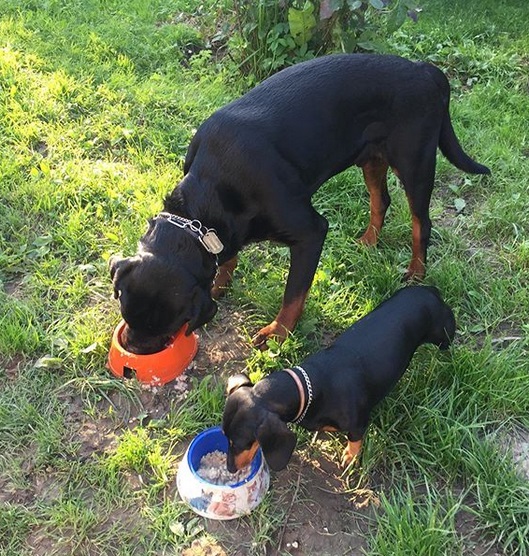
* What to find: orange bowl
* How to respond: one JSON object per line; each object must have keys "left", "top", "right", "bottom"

{"left": 107, "top": 320, "right": 198, "bottom": 385}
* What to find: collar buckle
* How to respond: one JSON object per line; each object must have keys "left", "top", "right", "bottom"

{"left": 156, "top": 212, "right": 224, "bottom": 255}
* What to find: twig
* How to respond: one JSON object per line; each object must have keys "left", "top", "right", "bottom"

{"left": 491, "top": 336, "right": 522, "bottom": 344}
{"left": 275, "top": 462, "right": 303, "bottom": 554}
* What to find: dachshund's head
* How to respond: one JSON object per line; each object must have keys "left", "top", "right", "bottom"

{"left": 222, "top": 374, "right": 297, "bottom": 472}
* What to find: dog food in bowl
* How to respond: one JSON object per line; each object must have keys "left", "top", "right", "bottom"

{"left": 177, "top": 426, "right": 269, "bottom": 520}
{"left": 196, "top": 450, "right": 252, "bottom": 485}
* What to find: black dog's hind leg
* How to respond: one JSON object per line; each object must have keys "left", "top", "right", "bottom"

{"left": 359, "top": 158, "right": 391, "bottom": 246}
{"left": 402, "top": 158, "right": 436, "bottom": 280}
{"left": 389, "top": 129, "right": 438, "bottom": 280}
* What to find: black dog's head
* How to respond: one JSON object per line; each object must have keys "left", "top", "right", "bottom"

{"left": 222, "top": 374, "right": 297, "bottom": 473}
{"left": 109, "top": 219, "right": 217, "bottom": 354}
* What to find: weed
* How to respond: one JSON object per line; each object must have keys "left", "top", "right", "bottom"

{"left": 230, "top": 0, "right": 421, "bottom": 80}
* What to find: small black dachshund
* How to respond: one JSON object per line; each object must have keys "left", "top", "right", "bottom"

{"left": 222, "top": 286, "right": 456, "bottom": 472}
{"left": 110, "top": 54, "right": 486, "bottom": 353}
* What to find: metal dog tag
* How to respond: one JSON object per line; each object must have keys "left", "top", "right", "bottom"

{"left": 200, "top": 230, "right": 224, "bottom": 254}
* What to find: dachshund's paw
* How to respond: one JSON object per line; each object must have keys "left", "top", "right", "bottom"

{"left": 341, "top": 450, "right": 360, "bottom": 469}
{"left": 341, "top": 440, "right": 362, "bottom": 469}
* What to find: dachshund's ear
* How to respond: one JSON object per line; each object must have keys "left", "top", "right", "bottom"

{"left": 186, "top": 285, "right": 217, "bottom": 333}
{"left": 109, "top": 255, "right": 138, "bottom": 299}
{"left": 226, "top": 373, "right": 252, "bottom": 396}
{"left": 256, "top": 413, "right": 297, "bottom": 471}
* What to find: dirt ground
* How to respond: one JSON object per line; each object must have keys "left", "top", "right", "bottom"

{"left": 163, "top": 303, "right": 373, "bottom": 555}
{"left": 106, "top": 302, "right": 521, "bottom": 555}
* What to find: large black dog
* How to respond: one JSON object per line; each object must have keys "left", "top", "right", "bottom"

{"left": 110, "top": 54, "right": 488, "bottom": 353}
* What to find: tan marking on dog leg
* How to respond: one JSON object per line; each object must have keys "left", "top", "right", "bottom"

{"left": 404, "top": 215, "right": 426, "bottom": 281}
{"left": 359, "top": 159, "right": 390, "bottom": 246}
{"left": 252, "top": 294, "right": 306, "bottom": 349}
{"left": 341, "top": 439, "right": 363, "bottom": 468}
{"left": 211, "top": 256, "right": 238, "bottom": 299}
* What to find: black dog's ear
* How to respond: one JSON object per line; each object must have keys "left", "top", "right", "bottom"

{"left": 226, "top": 373, "right": 252, "bottom": 395}
{"left": 109, "top": 255, "right": 123, "bottom": 281}
{"left": 256, "top": 413, "right": 297, "bottom": 471}
{"left": 109, "top": 255, "right": 138, "bottom": 299}
{"left": 186, "top": 285, "right": 217, "bottom": 333}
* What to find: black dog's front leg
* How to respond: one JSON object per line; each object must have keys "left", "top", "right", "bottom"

{"left": 252, "top": 209, "right": 328, "bottom": 348}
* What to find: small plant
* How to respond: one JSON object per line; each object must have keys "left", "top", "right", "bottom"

{"left": 230, "top": 0, "right": 420, "bottom": 80}
{"left": 107, "top": 427, "right": 154, "bottom": 474}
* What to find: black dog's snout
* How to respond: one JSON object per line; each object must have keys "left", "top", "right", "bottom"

{"left": 226, "top": 450, "right": 238, "bottom": 473}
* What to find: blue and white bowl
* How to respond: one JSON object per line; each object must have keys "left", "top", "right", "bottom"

{"left": 177, "top": 426, "right": 269, "bottom": 520}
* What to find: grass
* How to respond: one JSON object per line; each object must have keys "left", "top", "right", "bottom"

{"left": 1, "top": 0, "right": 528, "bottom": 554}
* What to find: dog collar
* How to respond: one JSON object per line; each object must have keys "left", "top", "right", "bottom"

{"left": 284, "top": 365, "right": 313, "bottom": 424}
{"left": 156, "top": 212, "right": 224, "bottom": 255}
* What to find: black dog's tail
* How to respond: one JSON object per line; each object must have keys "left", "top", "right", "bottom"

{"left": 438, "top": 112, "right": 490, "bottom": 175}
{"left": 424, "top": 63, "right": 490, "bottom": 175}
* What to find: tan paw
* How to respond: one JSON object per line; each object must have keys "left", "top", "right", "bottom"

{"left": 341, "top": 440, "right": 362, "bottom": 468}
{"left": 358, "top": 228, "right": 378, "bottom": 246}
{"left": 251, "top": 321, "right": 289, "bottom": 350}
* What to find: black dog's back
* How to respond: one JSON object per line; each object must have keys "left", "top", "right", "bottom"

{"left": 188, "top": 55, "right": 427, "bottom": 190}
{"left": 187, "top": 54, "right": 488, "bottom": 191}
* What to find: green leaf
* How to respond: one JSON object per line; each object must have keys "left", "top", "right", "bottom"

{"left": 386, "top": 3, "right": 408, "bottom": 34}
{"left": 288, "top": 2, "right": 317, "bottom": 46}
{"left": 320, "top": 0, "right": 343, "bottom": 20}
{"left": 169, "top": 521, "right": 185, "bottom": 537}
{"left": 347, "top": 0, "right": 363, "bottom": 9}
{"left": 369, "top": 0, "right": 385, "bottom": 9}
{"left": 357, "top": 30, "right": 385, "bottom": 52}
{"left": 39, "top": 159, "right": 51, "bottom": 176}
{"left": 104, "top": 231, "right": 120, "bottom": 242}
{"left": 34, "top": 356, "right": 63, "bottom": 369}
{"left": 454, "top": 198, "right": 466, "bottom": 213}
